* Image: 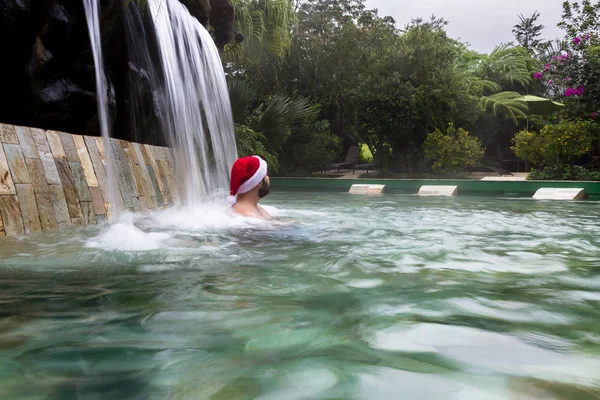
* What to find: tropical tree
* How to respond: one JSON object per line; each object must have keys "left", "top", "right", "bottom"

{"left": 512, "top": 11, "right": 549, "bottom": 55}
{"left": 226, "top": 0, "right": 296, "bottom": 59}
{"left": 227, "top": 78, "right": 340, "bottom": 174}
{"left": 475, "top": 44, "right": 535, "bottom": 93}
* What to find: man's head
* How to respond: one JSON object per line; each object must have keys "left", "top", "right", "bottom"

{"left": 227, "top": 156, "right": 269, "bottom": 205}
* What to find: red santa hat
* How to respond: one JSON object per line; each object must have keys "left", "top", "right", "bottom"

{"left": 227, "top": 155, "right": 268, "bottom": 205}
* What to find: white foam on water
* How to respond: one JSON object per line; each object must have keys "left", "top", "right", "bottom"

{"left": 346, "top": 279, "right": 384, "bottom": 289}
{"left": 145, "top": 203, "right": 284, "bottom": 232}
{"left": 86, "top": 220, "right": 172, "bottom": 251}
{"left": 85, "top": 203, "right": 295, "bottom": 252}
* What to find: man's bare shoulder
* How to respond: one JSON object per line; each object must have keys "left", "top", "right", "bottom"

{"left": 231, "top": 203, "right": 269, "bottom": 219}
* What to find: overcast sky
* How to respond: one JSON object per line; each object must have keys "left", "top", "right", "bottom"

{"left": 365, "top": 0, "right": 565, "bottom": 53}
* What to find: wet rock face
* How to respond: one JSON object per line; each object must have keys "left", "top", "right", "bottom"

{"left": 0, "top": 0, "right": 232, "bottom": 146}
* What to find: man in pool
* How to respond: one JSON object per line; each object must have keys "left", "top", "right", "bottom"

{"left": 227, "top": 155, "right": 272, "bottom": 220}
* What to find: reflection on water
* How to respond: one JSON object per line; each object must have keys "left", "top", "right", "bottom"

{"left": 1, "top": 193, "right": 600, "bottom": 399}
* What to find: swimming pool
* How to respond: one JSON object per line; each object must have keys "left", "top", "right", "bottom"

{"left": 1, "top": 192, "right": 599, "bottom": 399}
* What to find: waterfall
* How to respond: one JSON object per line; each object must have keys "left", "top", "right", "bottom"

{"left": 146, "top": 0, "right": 237, "bottom": 205}
{"left": 84, "top": 0, "right": 238, "bottom": 212}
{"left": 81, "top": 0, "right": 122, "bottom": 218}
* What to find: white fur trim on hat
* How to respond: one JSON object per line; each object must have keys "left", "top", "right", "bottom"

{"left": 229, "top": 156, "right": 267, "bottom": 205}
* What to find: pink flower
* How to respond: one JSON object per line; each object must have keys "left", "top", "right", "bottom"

{"left": 552, "top": 55, "right": 558, "bottom": 60}
{"left": 565, "top": 76, "right": 571, "bottom": 82}
{"left": 574, "top": 37, "right": 582, "bottom": 45}
{"left": 548, "top": 79, "right": 553, "bottom": 85}
{"left": 591, "top": 112, "right": 598, "bottom": 118}
{"left": 544, "top": 63, "right": 551, "bottom": 71}
{"left": 534, "top": 72, "right": 543, "bottom": 80}
{"left": 566, "top": 86, "right": 585, "bottom": 97}
{"left": 584, "top": 33, "right": 591, "bottom": 40}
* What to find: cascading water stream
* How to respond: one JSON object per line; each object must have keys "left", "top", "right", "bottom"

{"left": 145, "top": 0, "right": 237, "bottom": 206}
{"left": 82, "top": 0, "right": 122, "bottom": 219}
{"left": 85, "top": 0, "right": 237, "bottom": 210}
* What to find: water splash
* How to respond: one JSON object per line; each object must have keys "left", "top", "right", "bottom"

{"left": 81, "top": 0, "right": 122, "bottom": 218}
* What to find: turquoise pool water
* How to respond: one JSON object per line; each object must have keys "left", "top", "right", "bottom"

{"left": 1, "top": 193, "right": 600, "bottom": 399}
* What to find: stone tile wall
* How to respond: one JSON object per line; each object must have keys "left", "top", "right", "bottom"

{"left": 0, "top": 123, "right": 179, "bottom": 236}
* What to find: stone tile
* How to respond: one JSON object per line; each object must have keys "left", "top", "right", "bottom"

{"left": 59, "top": 131, "right": 80, "bottom": 162}
{"left": 139, "top": 144, "right": 153, "bottom": 165}
{"left": 85, "top": 136, "right": 125, "bottom": 215}
{"left": 39, "top": 152, "right": 61, "bottom": 185}
{"left": 35, "top": 192, "right": 58, "bottom": 232}
{"left": 151, "top": 195, "right": 159, "bottom": 209}
{"left": 0, "top": 143, "right": 16, "bottom": 195}
{"left": 3, "top": 144, "right": 31, "bottom": 184}
{"left": 50, "top": 184, "right": 70, "bottom": 223}
{"left": 16, "top": 184, "right": 42, "bottom": 233}
{"left": 0, "top": 195, "right": 25, "bottom": 235}
{"left": 96, "top": 214, "right": 108, "bottom": 224}
{"left": 144, "top": 145, "right": 165, "bottom": 195}
{"left": 155, "top": 160, "right": 172, "bottom": 205}
{"left": 30, "top": 128, "right": 51, "bottom": 154}
{"left": 132, "top": 196, "right": 142, "bottom": 211}
{"left": 80, "top": 202, "right": 96, "bottom": 226}
{"left": 55, "top": 158, "right": 83, "bottom": 218}
{"left": 133, "top": 143, "right": 157, "bottom": 207}
{"left": 89, "top": 187, "right": 106, "bottom": 216}
{"left": 71, "top": 217, "right": 85, "bottom": 226}
{"left": 0, "top": 124, "right": 19, "bottom": 144}
{"left": 0, "top": 231, "right": 4, "bottom": 236}
{"left": 132, "top": 161, "right": 148, "bottom": 202}
{"left": 15, "top": 126, "right": 37, "bottom": 159}
{"left": 95, "top": 137, "right": 106, "bottom": 166}
{"left": 147, "top": 167, "right": 164, "bottom": 206}
{"left": 123, "top": 141, "right": 140, "bottom": 164}
{"left": 138, "top": 195, "right": 148, "bottom": 211}
{"left": 73, "top": 135, "right": 99, "bottom": 187}
{"left": 25, "top": 158, "right": 50, "bottom": 194}
{"left": 111, "top": 140, "right": 136, "bottom": 210}
{"left": 161, "top": 159, "right": 179, "bottom": 203}
{"left": 68, "top": 161, "right": 92, "bottom": 202}
{"left": 58, "top": 221, "right": 71, "bottom": 230}
{"left": 121, "top": 142, "right": 145, "bottom": 197}
{"left": 46, "top": 130, "right": 66, "bottom": 159}
{"left": 85, "top": 137, "right": 108, "bottom": 197}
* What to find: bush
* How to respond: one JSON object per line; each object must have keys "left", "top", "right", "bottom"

{"left": 511, "top": 130, "right": 545, "bottom": 167}
{"left": 528, "top": 165, "right": 600, "bottom": 181}
{"left": 512, "top": 120, "right": 593, "bottom": 179}
{"left": 423, "top": 123, "right": 485, "bottom": 174}
{"left": 541, "top": 120, "right": 591, "bottom": 165}
{"left": 277, "top": 120, "right": 341, "bottom": 176}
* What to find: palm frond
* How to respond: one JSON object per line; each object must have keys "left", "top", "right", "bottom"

{"left": 227, "top": 0, "right": 296, "bottom": 60}
{"left": 480, "top": 91, "right": 529, "bottom": 126}
{"left": 227, "top": 80, "right": 256, "bottom": 124}
{"left": 250, "top": 94, "right": 318, "bottom": 136}
{"left": 476, "top": 45, "right": 534, "bottom": 90}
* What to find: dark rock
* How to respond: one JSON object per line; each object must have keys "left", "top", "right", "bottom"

{"left": 0, "top": 0, "right": 234, "bottom": 146}
{"left": 210, "top": 0, "right": 234, "bottom": 51}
